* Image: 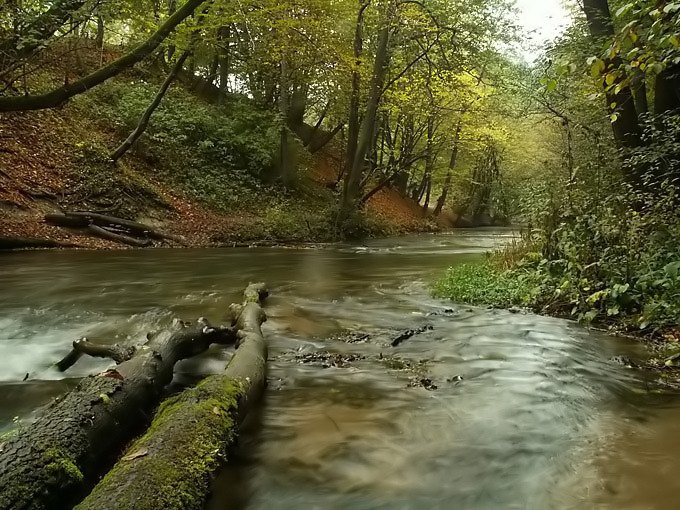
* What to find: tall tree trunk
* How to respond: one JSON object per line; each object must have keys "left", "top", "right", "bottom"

{"left": 288, "top": 84, "right": 309, "bottom": 127}
{"left": 583, "top": 0, "right": 642, "bottom": 149}
{"left": 208, "top": 53, "right": 219, "bottom": 82}
{"left": 631, "top": 68, "right": 648, "bottom": 115}
{"left": 394, "top": 115, "right": 414, "bottom": 195}
{"left": 415, "top": 171, "right": 428, "bottom": 204}
{"left": 340, "top": 12, "right": 391, "bottom": 219}
{"left": 419, "top": 114, "right": 435, "bottom": 210}
{"left": 654, "top": 65, "right": 680, "bottom": 115}
{"left": 278, "top": 58, "right": 291, "bottom": 186}
{"left": 434, "top": 121, "right": 461, "bottom": 216}
{"left": 422, "top": 177, "right": 432, "bottom": 213}
{"left": 303, "top": 101, "right": 331, "bottom": 148}
{"left": 344, "top": 1, "right": 370, "bottom": 183}
{"left": 95, "top": 16, "right": 105, "bottom": 49}
{"left": 218, "top": 24, "right": 231, "bottom": 101}
{"left": 110, "top": 50, "right": 190, "bottom": 163}
{"left": 167, "top": 0, "right": 177, "bottom": 60}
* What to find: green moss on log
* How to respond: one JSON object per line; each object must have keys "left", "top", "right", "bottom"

{"left": 44, "top": 447, "right": 84, "bottom": 485}
{"left": 76, "top": 376, "right": 246, "bottom": 510}
{"left": 0, "top": 427, "right": 19, "bottom": 443}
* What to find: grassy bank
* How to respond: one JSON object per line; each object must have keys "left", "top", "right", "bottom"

{"left": 434, "top": 234, "right": 680, "bottom": 377}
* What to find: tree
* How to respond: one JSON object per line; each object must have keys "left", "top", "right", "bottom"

{"left": 0, "top": 0, "right": 211, "bottom": 112}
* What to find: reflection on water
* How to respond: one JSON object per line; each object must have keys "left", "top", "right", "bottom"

{"left": 0, "top": 229, "right": 678, "bottom": 509}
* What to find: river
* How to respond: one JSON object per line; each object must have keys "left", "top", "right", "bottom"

{"left": 1, "top": 230, "right": 680, "bottom": 509}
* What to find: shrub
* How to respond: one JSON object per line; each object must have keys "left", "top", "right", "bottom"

{"left": 433, "top": 262, "right": 534, "bottom": 308}
{"left": 74, "top": 79, "right": 281, "bottom": 211}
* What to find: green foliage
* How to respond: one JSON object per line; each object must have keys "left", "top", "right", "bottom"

{"left": 500, "top": 175, "right": 680, "bottom": 332}
{"left": 433, "top": 262, "right": 534, "bottom": 308}
{"left": 76, "top": 80, "right": 281, "bottom": 211}
{"left": 335, "top": 208, "right": 396, "bottom": 241}
{"left": 258, "top": 201, "right": 334, "bottom": 241}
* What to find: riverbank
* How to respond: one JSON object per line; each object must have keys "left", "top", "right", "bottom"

{"left": 433, "top": 257, "right": 680, "bottom": 386}
{"left": 0, "top": 75, "right": 445, "bottom": 251}
{"left": 0, "top": 114, "right": 436, "bottom": 250}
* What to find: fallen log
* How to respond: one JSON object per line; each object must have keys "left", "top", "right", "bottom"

{"left": 0, "top": 236, "right": 79, "bottom": 250}
{"left": 44, "top": 212, "right": 186, "bottom": 246}
{"left": 76, "top": 284, "right": 269, "bottom": 510}
{"left": 55, "top": 338, "right": 137, "bottom": 372}
{"left": 45, "top": 214, "right": 151, "bottom": 247}
{"left": 87, "top": 224, "right": 152, "bottom": 247}
{"left": 0, "top": 319, "right": 237, "bottom": 510}
{"left": 44, "top": 213, "right": 88, "bottom": 229}
{"left": 56, "top": 212, "right": 184, "bottom": 243}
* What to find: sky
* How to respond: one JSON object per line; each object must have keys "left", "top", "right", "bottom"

{"left": 515, "top": 0, "right": 572, "bottom": 60}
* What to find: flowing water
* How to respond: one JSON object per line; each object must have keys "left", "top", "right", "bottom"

{"left": 1, "top": 230, "right": 680, "bottom": 509}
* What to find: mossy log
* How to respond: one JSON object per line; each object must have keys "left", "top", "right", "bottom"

{"left": 76, "top": 284, "right": 269, "bottom": 510}
{"left": 0, "top": 320, "right": 236, "bottom": 510}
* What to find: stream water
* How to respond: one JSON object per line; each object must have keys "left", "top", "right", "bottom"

{"left": 2, "top": 230, "right": 680, "bottom": 509}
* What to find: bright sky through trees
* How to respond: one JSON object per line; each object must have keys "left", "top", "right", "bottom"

{"left": 515, "top": 0, "right": 571, "bottom": 60}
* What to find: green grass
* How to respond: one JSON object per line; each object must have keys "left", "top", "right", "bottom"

{"left": 433, "top": 262, "right": 532, "bottom": 308}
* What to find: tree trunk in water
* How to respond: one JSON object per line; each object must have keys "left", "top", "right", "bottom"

{"left": 110, "top": 50, "right": 189, "bottom": 162}
{"left": 76, "top": 285, "right": 269, "bottom": 510}
{"left": 341, "top": 9, "right": 392, "bottom": 219}
{"left": 583, "top": 0, "right": 641, "bottom": 149}
{"left": 0, "top": 321, "right": 237, "bottom": 510}
{"left": 86, "top": 224, "right": 152, "bottom": 247}
{"left": 56, "top": 338, "right": 137, "bottom": 372}
{"left": 0, "top": 0, "right": 210, "bottom": 112}
{"left": 0, "top": 236, "right": 79, "bottom": 250}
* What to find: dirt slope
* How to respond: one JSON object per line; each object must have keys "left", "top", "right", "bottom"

{"left": 0, "top": 109, "right": 431, "bottom": 249}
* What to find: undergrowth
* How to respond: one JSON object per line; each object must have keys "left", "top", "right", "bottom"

{"left": 435, "top": 189, "right": 680, "bottom": 336}
{"left": 69, "top": 75, "right": 398, "bottom": 241}
{"left": 74, "top": 79, "right": 283, "bottom": 213}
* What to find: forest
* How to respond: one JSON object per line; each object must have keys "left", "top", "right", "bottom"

{"left": 2, "top": 0, "right": 680, "bottom": 509}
